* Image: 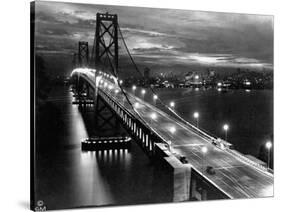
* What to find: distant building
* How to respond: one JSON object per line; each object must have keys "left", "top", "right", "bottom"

{"left": 184, "top": 72, "right": 202, "bottom": 87}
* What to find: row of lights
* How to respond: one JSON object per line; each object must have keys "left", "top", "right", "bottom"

{"left": 146, "top": 108, "right": 273, "bottom": 170}
{"left": 103, "top": 79, "right": 273, "bottom": 169}
{"left": 131, "top": 85, "right": 174, "bottom": 109}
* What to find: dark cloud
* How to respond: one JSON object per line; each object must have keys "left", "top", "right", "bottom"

{"left": 34, "top": 1, "right": 273, "bottom": 77}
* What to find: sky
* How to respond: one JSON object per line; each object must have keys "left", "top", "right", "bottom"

{"left": 34, "top": 1, "right": 274, "bottom": 77}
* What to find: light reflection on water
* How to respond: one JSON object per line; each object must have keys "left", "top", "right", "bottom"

{"left": 37, "top": 87, "right": 141, "bottom": 209}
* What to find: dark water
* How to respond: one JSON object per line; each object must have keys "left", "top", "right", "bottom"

{"left": 155, "top": 88, "right": 273, "bottom": 157}
{"left": 35, "top": 86, "right": 172, "bottom": 210}
{"left": 35, "top": 86, "right": 273, "bottom": 210}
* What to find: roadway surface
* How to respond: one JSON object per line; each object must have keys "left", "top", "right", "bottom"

{"left": 76, "top": 69, "right": 274, "bottom": 199}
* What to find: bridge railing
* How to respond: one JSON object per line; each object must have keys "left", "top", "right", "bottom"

{"left": 80, "top": 72, "right": 173, "bottom": 156}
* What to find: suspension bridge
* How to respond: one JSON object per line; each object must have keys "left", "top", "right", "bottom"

{"left": 70, "top": 12, "right": 273, "bottom": 201}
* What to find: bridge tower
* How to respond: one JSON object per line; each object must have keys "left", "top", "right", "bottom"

{"left": 94, "top": 12, "right": 118, "bottom": 76}
{"left": 78, "top": 41, "right": 89, "bottom": 67}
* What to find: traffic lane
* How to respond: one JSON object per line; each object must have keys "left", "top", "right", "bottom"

{"left": 217, "top": 165, "right": 273, "bottom": 198}
{"left": 173, "top": 145, "right": 273, "bottom": 198}
{"left": 121, "top": 91, "right": 274, "bottom": 198}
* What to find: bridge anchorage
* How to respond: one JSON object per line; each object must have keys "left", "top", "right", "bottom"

{"left": 70, "top": 12, "right": 273, "bottom": 202}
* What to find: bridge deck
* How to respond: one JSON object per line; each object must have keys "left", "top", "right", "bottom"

{"left": 77, "top": 70, "right": 273, "bottom": 199}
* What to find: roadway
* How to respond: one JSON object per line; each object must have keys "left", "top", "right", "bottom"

{"left": 79, "top": 70, "right": 273, "bottom": 199}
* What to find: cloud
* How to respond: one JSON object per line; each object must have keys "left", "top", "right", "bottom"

{"left": 34, "top": 1, "right": 273, "bottom": 77}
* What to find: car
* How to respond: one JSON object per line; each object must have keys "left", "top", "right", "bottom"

{"left": 179, "top": 156, "right": 189, "bottom": 164}
{"left": 206, "top": 166, "right": 216, "bottom": 175}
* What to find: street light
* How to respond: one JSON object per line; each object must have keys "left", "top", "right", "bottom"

{"left": 150, "top": 112, "right": 157, "bottom": 120}
{"left": 141, "top": 89, "right": 146, "bottom": 99}
{"left": 193, "top": 112, "right": 199, "bottom": 128}
{"left": 201, "top": 146, "right": 208, "bottom": 173}
{"left": 132, "top": 85, "right": 137, "bottom": 95}
{"left": 150, "top": 112, "right": 157, "bottom": 125}
{"left": 153, "top": 94, "right": 158, "bottom": 105}
{"left": 265, "top": 141, "right": 272, "bottom": 168}
{"left": 134, "top": 102, "right": 140, "bottom": 109}
{"left": 223, "top": 124, "right": 229, "bottom": 141}
{"left": 170, "top": 101, "right": 175, "bottom": 109}
{"left": 169, "top": 126, "right": 176, "bottom": 134}
{"left": 168, "top": 126, "right": 176, "bottom": 151}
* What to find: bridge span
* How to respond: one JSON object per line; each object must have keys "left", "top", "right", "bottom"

{"left": 71, "top": 68, "right": 273, "bottom": 200}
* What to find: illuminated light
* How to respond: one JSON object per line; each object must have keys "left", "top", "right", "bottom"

{"left": 141, "top": 89, "right": 146, "bottom": 95}
{"left": 217, "top": 82, "right": 222, "bottom": 87}
{"left": 100, "top": 79, "right": 104, "bottom": 84}
{"left": 132, "top": 85, "right": 137, "bottom": 91}
{"left": 245, "top": 81, "right": 251, "bottom": 85}
{"left": 217, "top": 88, "right": 222, "bottom": 92}
{"left": 195, "top": 75, "right": 199, "bottom": 79}
{"left": 119, "top": 80, "right": 123, "bottom": 84}
{"left": 153, "top": 94, "right": 158, "bottom": 100}
{"left": 245, "top": 89, "right": 251, "bottom": 93}
{"left": 134, "top": 102, "right": 140, "bottom": 108}
{"left": 201, "top": 146, "right": 208, "bottom": 154}
{"left": 169, "top": 126, "right": 176, "bottom": 134}
{"left": 108, "top": 85, "right": 113, "bottom": 90}
{"left": 266, "top": 141, "right": 272, "bottom": 149}
{"left": 223, "top": 124, "right": 229, "bottom": 131}
{"left": 195, "top": 88, "right": 199, "bottom": 91}
{"left": 170, "top": 101, "right": 175, "bottom": 108}
{"left": 150, "top": 113, "right": 157, "bottom": 120}
{"left": 193, "top": 112, "right": 199, "bottom": 119}
{"left": 115, "top": 89, "right": 119, "bottom": 94}
{"left": 104, "top": 82, "right": 108, "bottom": 87}
{"left": 96, "top": 76, "right": 102, "bottom": 87}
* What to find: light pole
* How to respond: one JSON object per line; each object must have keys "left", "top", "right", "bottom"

{"left": 193, "top": 112, "right": 199, "bottom": 128}
{"left": 153, "top": 94, "right": 158, "bottom": 105}
{"left": 223, "top": 124, "right": 229, "bottom": 141}
{"left": 141, "top": 89, "right": 146, "bottom": 99}
{"left": 170, "top": 101, "right": 175, "bottom": 109}
{"left": 150, "top": 112, "right": 157, "bottom": 126}
{"left": 265, "top": 141, "right": 272, "bottom": 168}
{"left": 170, "top": 126, "right": 176, "bottom": 134}
{"left": 132, "top": 85, "right": 136, "bottom": 94}
{"left": 134, "top": 102, "right": 140, "bottom": 109}
{"left": 168, "top": 126, "right": 176, "bottom": 152}
{"left": 201, "top": 146, "right": 208, "bottom": 173}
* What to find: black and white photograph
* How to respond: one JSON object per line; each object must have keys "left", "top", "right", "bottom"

{"left": 30, "top": 0, "right": 274, "bottom": 211}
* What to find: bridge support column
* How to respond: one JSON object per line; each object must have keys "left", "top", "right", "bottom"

{"left": 93, "top": 95, "right": 123, "bottom": 136}
{"left": 154, "top": 143, "right": 192, "bottom": 202}
{"left": 190, "top": 178, "right": 198, "bottom": 200}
